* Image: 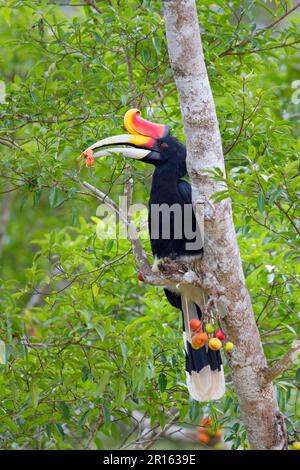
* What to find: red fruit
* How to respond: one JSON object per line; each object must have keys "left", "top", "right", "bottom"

{"left": 191, "top": 332, "right": 208, "bottom": 349}
{"left": 137, "top": 272, "right": 144, "bottom": 282}
{"left": 86, "top": 157, "right": 94, "bottom": 167}
{"left": 82, "top": 149, "right": 95, "bottom": 167}
{"left": 189, "top": 319, "right": 201, "bottom": 332}
{"left": 216, "top": 328, "right": 225, "bottom": 341}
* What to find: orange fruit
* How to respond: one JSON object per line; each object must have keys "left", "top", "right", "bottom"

{"left": 198, "top": 431, "right": 210, "bottom": 445}
{"left": 191, "top": 332, "right": 208, "bottom": 349}
{"left": 189, "top": 319, "right": 201, "bottom": 332}
{"left": 215, "top": 429, "right": 223, "bottom": 438}
{"left": 208, "top": 337, "right": 222, "bottom": 351}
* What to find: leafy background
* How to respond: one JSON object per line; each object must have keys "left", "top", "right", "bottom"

{"left": 0, "top": 0, "right": 299, "bottom": 450}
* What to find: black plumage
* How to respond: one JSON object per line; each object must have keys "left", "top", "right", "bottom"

{"left": 144, "top": 134, "right": 224, "bottom": 400}
{"left": 148, "top": 136, "right": 203, "bottom": 260}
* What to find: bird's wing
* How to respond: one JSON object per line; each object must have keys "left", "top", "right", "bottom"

{"left": 178, "top": 179, "right": 192, "bottom": 204}
{"left": 178, "top": 179, "right": 203, "bottom": 256}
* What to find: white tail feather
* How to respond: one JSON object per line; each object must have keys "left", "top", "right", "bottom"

{"left": 183, "top": 332, "right": 225, "bottom": 401}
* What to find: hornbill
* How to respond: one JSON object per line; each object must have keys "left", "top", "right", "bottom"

{"left": 81, "top": 109, "right": 225, "bottom": 401}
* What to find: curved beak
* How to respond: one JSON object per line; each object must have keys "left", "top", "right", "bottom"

{"left": 93, "top": 147, "right": 151, "bottom": 159}
{"left": 85, "top": 133, "right": 155, "bottom": 153}
{"left": 80, "top": 108, "right": 168, "bottom": 165}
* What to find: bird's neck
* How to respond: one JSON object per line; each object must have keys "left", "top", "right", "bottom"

{"left": 150, "top": 164, "right": 183, "bottom": 200}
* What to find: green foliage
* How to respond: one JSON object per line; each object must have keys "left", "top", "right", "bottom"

{"left": 0, "top": 0, "right": 299, "bottom": 450}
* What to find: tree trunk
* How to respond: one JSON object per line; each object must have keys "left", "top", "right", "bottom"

{"left": 163, "top": 0, "right": 287, "bottom": 450}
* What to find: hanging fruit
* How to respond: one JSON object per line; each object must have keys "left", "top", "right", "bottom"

{"left": 205, "top": 323, "right": 214, "bottom": 334}
{"left": 208, "top": 337, "right": 222, "bottom": 351}
{"left": 197, "top": 431, "right": 210, "bottom": 445}
{"left": 216, "top": 328, "right": 225, "bottom": 341}
{"left": 189, "top": 319, "right": 202, "bottom": 332}
{"left": 224, "top": 341, "right": 234, "bottom": 351}
{"left": 291, "top": 441, "right": 300, "bottom": 450}
{"left": 191, "top": 332, "right": 208, "bottom": 349}
{"left": 197, "top": 416, "right": 223, "bottom": 448}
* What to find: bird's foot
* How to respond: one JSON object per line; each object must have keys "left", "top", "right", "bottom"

{"left": 152, "top": 256, "right": 188, "bottom": 275}
{"left": 152, "top": 256, "right": 166, "bottom": 273}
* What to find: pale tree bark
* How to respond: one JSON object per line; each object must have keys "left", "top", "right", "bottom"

{"left": 163, "top": 0, "right": 289, "bottom": 450}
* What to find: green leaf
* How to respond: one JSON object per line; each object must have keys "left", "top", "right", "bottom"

{"left": 269, "top": 189, "right": 281, "bottom": 204}
{"left": 95, "top": 324, "right": 105, "bottom": 341}
{"left": 82, "top": 365, "right": 92, "bottom": 382}
{"left": 103, "top": 406, "right": 111, "bottom": 425}
{"left": 30, "top": 382, "right": 39, "bottom": 410}
{"left": 2, "top": 7, "right": 12, "bottom": 26}
{"left": 248, "top": 145, "right": 257, "bottom": 158}
{"left": 59, "top": 402, "right": 71, "bottom": 420}
{"left": 114, "top": 378, "right": 126, "bottom": 406}
{"left": 158, "top": 373, "right": 167, "bottom": 392}
{"left": 189, "top": 400, "right": 200, "bottom": 422}
{"left": 96, "top": 371, "right": 110, "bottom": 394}
{"left": 49, "top": 187, "right": 65, "bottom": 208}
{"left": 55, "top": 423, "right": 65, "bottom": 439}
{"left": 0, "top": 341, "right": 6, "bottom": 365}
{"left": 257, "top": 193, "right": 266, "bottom": 214}
{"left": 120, "top": 343, "right": 127, "bottom": 366}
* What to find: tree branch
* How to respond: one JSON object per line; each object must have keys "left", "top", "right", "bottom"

{"left": 262, "top": 337, "right": 300, "bottom": 385}
{"left": 220, "top": 2, "right": 300, "bottom": 57}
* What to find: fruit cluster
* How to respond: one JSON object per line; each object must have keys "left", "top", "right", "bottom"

{"left": 197, "top": 416, "right": 224, "bottom": 449}
{"left": 189, "top": 319, "right": 234, "bottom": 352}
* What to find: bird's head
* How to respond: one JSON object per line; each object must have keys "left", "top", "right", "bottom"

{"left": 81, "top": 109, "right": 186, "bottom": 169}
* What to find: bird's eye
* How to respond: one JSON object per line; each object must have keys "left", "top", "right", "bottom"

{"left": 159, "top": 142, "right": 168, "bottom": 150}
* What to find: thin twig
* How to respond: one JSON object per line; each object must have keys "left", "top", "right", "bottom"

{"left": 262, "top": 337, "right": 300, "bottom": 385}
{"left": 220, "top": 2, "right": 300, "bottom": 57}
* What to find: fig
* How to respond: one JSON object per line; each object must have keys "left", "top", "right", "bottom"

{"left": 205, "top": 323, "right": 214, "bottom": 334}
{"left": 224, "top": 341, "right": 234, "bottom": 351}
{"left": 208, "top": 337, "right": 222, "bottom": 351}
{"left": 189, "top": 319, "right": 201, "bottom": 332}
{"left": 216, "top": 328, "right": 225, "bottom": 341}
{"left": 191, "top": 332, "right": 208, "bottom": 349}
